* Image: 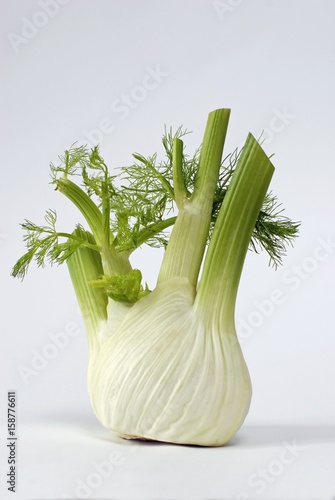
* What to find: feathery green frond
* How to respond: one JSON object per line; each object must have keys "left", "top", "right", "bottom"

{"left": 13, "top": 121, "right": 299, "bottom": 283}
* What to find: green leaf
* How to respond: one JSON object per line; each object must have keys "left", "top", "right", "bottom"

{"left": 11, "top": 209, "right": 100, "bottom": 280}
{"left": 89, "top": 269, "right": 149, "bottom": 304}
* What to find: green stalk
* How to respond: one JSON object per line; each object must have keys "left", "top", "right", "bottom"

{"left": 102, "top": 187, "right": 111, "bottom": 250}
{"left": 67, "top": 227, "right": 108, "bottom": 354}
{"left": 195, "top": 134, "right": 274, "bottom": 326}
{"left": 131, "top": 216, "right": 177, "bottom": 251}
{"left": 157, "top": 109, "right": 231, "bottom": 287}
{"left": 172, "top": 138, "right": 187, "bottom": 207}
{"left": 101, "top": 247, "right": 132, "bottom": 276}
{"left": 56, "top": 178, "right": 104, "bottom": 245}
{"left": 56, "top": 177, "right": 131, "bottom": 276}
{"left": 55, "top": 232, "right": 101, "bottom": 252}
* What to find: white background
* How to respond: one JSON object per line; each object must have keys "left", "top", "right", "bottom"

{"left": 1, "top": 1, "right": 335, "bottom": 499}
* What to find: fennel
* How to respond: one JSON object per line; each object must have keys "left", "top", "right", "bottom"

{"left": 12, "top": 109, "right": 299, "bottom": 446}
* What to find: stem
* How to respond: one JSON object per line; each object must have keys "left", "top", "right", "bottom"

{"left": 195, "top": 134, "right": 274, "bottom": 325}
{"left": 129, "top": 216, "right": 177, "bottom": 251}
{"left": 172, "top": 138, "right": 187, "bottom": 207}
{"left": 66, "top": 227, "right": 108, "bottom": 356}
{"left": 56, "top": 232, "right": 101, "bottom": 252}
{"left": 56, "top": 177, "right": 131, "bottom": 276}
{"left": 157, "top": 109, "right": 231, "bottom": 287}
{"left": 101, "top": 247, "right": 132, "bottom": 276}
{"left": 56, "top": 178, "right": 104, "bottom": 245}
{"left": 102, "top": 187, "right": 111, "bottom": 251}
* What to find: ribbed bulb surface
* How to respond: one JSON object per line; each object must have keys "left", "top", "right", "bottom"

{"left": 88, "top": 277, "right": 252, "bottom": 447}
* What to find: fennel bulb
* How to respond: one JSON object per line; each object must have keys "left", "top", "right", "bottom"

{"left": 12, "top": 109, "right": 299, "bottom": 446}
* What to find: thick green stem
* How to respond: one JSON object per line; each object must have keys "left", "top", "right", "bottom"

{"left": 101, "top": 247, "right": 132, "bottom": 276}
{"left": 195, "top": 134, "right": 274, "bottom": 326}
{"left": 56, "top": 178, "right": 104, "bottom": 245}
{"left": 173, "top": 138, "right": 187, "bottom": 207}
{"left": 67, "top": 228, "right": 108, "bottom": 355}
{"left": 56, "top": 177, "right": 131, "bottom": 276}
{"left": 157, "top": 109, "right": 231, "bottom": 287}
{"left": 101, "top": 165, "right": 111, "bottom": 251}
